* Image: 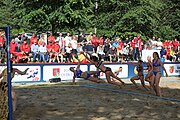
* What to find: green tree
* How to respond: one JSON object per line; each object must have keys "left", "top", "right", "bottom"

{"left": 0, "top": 0, "right": 16, "bottom": 27}
{"left": 14, "top": 0, "right": 94, "bottom": 34}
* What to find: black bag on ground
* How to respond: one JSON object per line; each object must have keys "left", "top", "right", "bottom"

{"left": 49, "top": 78, "right": 61, "bottom": 83}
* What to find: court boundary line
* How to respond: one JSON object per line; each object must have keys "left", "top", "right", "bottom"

{"left": 80, "top": 84, "right": 180, "bottom": 103}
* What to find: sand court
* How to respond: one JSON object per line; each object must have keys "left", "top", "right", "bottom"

{"left": 13, "top": 77, "right": 180, "bottom": 120}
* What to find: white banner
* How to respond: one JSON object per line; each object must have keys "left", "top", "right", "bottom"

{"left": 164, "top": 64, "right": 180, "bottom": 76}
{"left": 90, "top": 64, "right": 128, "bottom": 79}
{"left": 43, "top": 65, "right": 88, "bottom": 81}
{"left": 12, "top": 66, "right": 41, "bottom": 82}
{"left": 142, "top": 50, "right": 160, "bottom": 62}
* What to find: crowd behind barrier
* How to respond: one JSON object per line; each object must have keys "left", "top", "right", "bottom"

{"left": 0, "top": 62, "right": 179, "bottom": 83}
{"left": 0, "top": 31, "right": 179, "bottom": 63}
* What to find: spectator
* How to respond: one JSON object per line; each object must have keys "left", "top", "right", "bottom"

{"left": 71, "top": 35, "right": 78, "bottom": 50}
{"left": 48, "top": 32, "right": 56, "bottom": 44}
{"left": 56, "top": 32, "right": 65, "bottom": 49}
{"left": 76, "top": 43, "right": 83, "bottom": 54}
{"left": 14, "top": 50, "right": 28, "bottom": 63}
{"left": 175, "top": 50, "right": 180, "bottom": 62}
{"left": 108, "top": 46, "right": 117, "bottom": 62}
{"left": 170, "top": 48, "right": 176, "bottom": 62}
{"left": 157, "top": 38, "right": 163, "bottom": 50}
{"left": 103, "top": 42, "right": 111, "bottom": 61}
{"left": 20, "top": 39, "right": 31, "bottom": 62}
{"left": 46, "top": 41, "right": 55, "bottom": 63}
{"left": 53, "top": 41, "right": 63, "bottom": 63}
{"left": 20, "top": 32, "right": 27, "bottom": 42}
{"left": 30, "top": 33, "right": 38, "bottom": 46}
{"left": 99, "top": 36, "right": 104, "bottom": 45}
{"left": 166, "top": 46, "right": 171, "bottom": 60}
{"left": 91, "top": 33, "right": 99, "bottom": 52}
{"left": 10, "top": 39, "right": 18, "bottom": 55}
{"left": 160, "top": 46, "right": 166, "bottom": 58}
{"left": 78, "top": 34, "right": 87, "bottom": 43}
{"left": 31, "top": 40, "right": 39, "bottom": 62}
{"left": 86, "top": 32, "right": 93, "bottom": 42}
{"left": 138, "top": 38, "right": 143, "bottom": 58}
{"left": 84, "top": 41, "right": 95, "bottom": 54}
{"left": 173, "top": 38, "right": 179, "bottom": 52}
{"left": 145, "top": 38, "right": 152, "bottom": 50}
{"left": 168, "top": 40, "right": 174, "bottom": 50}
{"left": 124, "top": 37, "right": 130, "bottom": 45}
{"left": 163, "top": 40, "right": 169, "bottom": 48}
{"left": 151, "top": 36, "right": 157, "bottom": 50}
{"left": 64, "top": 32, "right": 72, "bottom": 47}
{"left": 96, "top": 44, "right": 105, "bottom": 61}
{"left": 64, "top": 43, "right": 73, "bottom": 63}
{"left": 112, "top": 39, "right": 119, "bottom": 48}
{"left": 0, "top": 33, "right": 5, "bottom": 58}
{"left": 38, "top": 42, "right": 48, "bottom": 63}
{"left": 38, "top": 34, "right": 46, "bottom": 45}
{"left": 122, "top": 45, "right": 129, "bottom": 62}
{"left": 117, "top": 39, "right": 124, "bottom": 61}
{"left": 132, "top": 34, "right": 141, "bottom": 61}
{"left": 14, "top": 34, "right": 21, "bottom": 52}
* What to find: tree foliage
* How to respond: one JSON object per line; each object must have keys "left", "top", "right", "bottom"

{"left": 0, "top": 0, "right": 179, "bottom": 40}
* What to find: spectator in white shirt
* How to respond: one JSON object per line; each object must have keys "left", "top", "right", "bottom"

{"left": 64, "top": 32, "right": 72, "bottom": 47}
{"left": 157, "top": 38, "right": 163, "bottom": 50}
{"left": 38, "top": 42, "right": 48, "bottom": 63}
{"left": 151, "top": 36, "right": 158, "bottom": 50}
{"left": 31, "top": 40, "right": 39, "bottom": 62}
{"left": 56, "top": 32, "right": 64, "bottom": 48}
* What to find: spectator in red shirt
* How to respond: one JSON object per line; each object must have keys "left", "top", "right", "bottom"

{"left": 132, "top": 34, "right": 141, "bottom": 61}
{"left": 168, "top": 40, "right": 174, "bottom": 50}
{"left": 46, "top": 41, "right": 55, "bottom": 63}
{"left": 48, "top": 32, "right": 56, "bottom": 44}
{"left": 99, "top": 36, "right": 104, "bottom": 45}
{"left": 14, "top": 51, "right": 28, "bottom": 63}
{"left": 53, "top": 41, "right": 63, "bottom": 63}
{"left": 0, "top": 34, "right": 5, "bottom": 57}
{"left": 30, "top": 33, "right": 38, "bottom": 46}
{"left": 10, "top": 39, "right": 18, "bottom": 55}
{"left": 91, "top": 33, "right": 99, "bottom": 52}
{"left": 173, "top": 38, "right": 179, "bottom": 51}
{"left": 117, "top": 39, "right": 124, "bottom": 57}
{"left": 20, "top": 40, "right": 31, "bottom": 56}
{"left": 163, "top": 40, "right": 169, "bottom": 48}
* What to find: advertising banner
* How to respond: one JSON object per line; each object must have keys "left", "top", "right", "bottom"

{"left": 90, "top": 64, "right": 128, "bottom": 79}
{"left": 164, "top": 64, "right": 180, "bottom": 76}
{"left": 43, "top": 65, "right": 88, "bottom": 81}
{"left": 12, "top": 66, "right": 41, "bottom": 82}
{"left": 142, "top": 50, "right": 160, "bottom": 62}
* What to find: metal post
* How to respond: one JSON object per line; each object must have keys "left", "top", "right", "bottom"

{"left": 95, "top": 0, "right": 98, "bottom": 34}
{"left": 6, "top": 26, "right": 13, "bottom": 120}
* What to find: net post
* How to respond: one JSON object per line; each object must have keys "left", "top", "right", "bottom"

{"left": 6, "top": 26, "right": 13, "bottom": 120}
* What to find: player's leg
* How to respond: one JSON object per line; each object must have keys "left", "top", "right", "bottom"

{"left": 88, "top": 77, "right": 106, "bottom": 83}
{"left": 109, "top": 71, "right": 125, "bottom": 85}
{"left": 154, "top": 73, "right": 162, "bottom": 97}
{"left": 130, "top": 76, "right": 139, "bottom": 88}
{"left": 140, "top": 76, "right": 149, "bottom": 91}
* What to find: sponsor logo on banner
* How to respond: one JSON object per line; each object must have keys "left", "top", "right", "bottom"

{"left": 134, "top": 67, "right": 138, "bottom": 75}
{"left": 53, "top": 68, "right": 60, "bottom": 77}
{"left": 164, "top": 64, "right": 180, "bottom": 76}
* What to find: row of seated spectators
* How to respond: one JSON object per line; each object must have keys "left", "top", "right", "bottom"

{"left": 0, "top": 32, "right": 179, "bottom": 63}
